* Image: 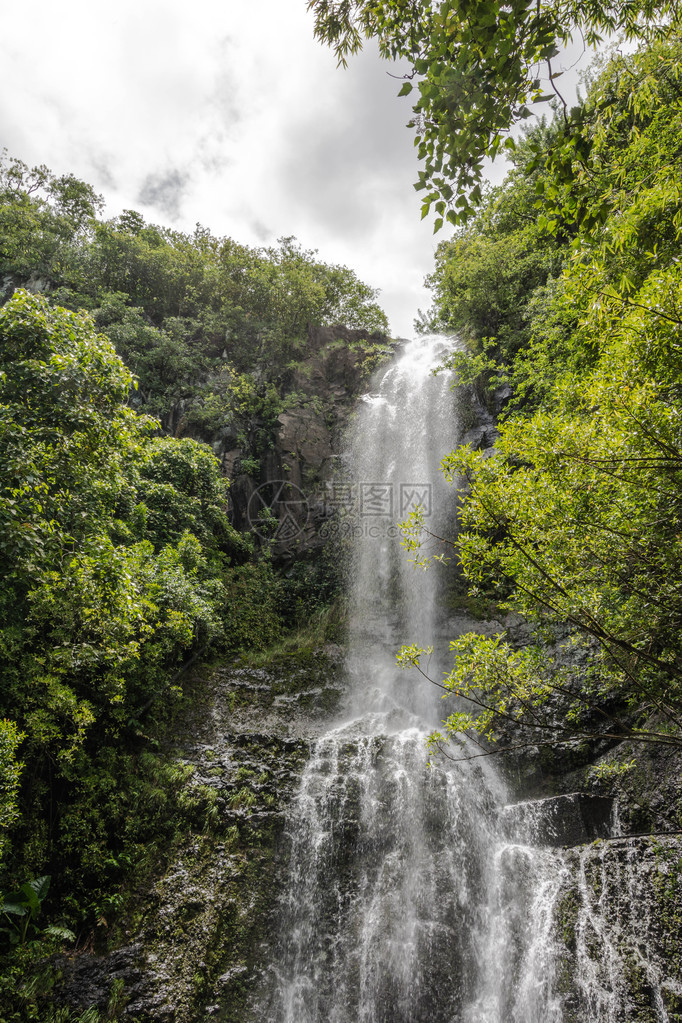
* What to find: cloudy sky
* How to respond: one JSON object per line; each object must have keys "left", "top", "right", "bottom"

{"left": 1, "top": 1, "right": 593, "bottom": 336}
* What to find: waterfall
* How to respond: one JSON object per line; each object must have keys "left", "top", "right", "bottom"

{"left": 249, "top": 336, "right": 677, "bottom": 1023}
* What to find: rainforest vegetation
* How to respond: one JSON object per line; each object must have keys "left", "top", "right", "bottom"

{"left": 0, "top": 156, "right": 388, "bottom": 1020}
{"left": 2, "top": 0, "right": 682, "bottom": 1018}
{"left": 309, "top": 2, "right": 682, "bottom": 764}
{"left": 400, "top": 33, "right": 682, "bottom": 767}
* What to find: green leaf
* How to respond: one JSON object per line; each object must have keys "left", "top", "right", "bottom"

{"left": 43, "top": 925, "right": 76, "bottom": 942}
{"left": 27, "top": 875, "right": 50, "bottom": 903}
{"left": 19, "top": 884, "right": 40, "bottom": 914}
{"left": 1, "top": 901, "right": 27, "bottom": 917}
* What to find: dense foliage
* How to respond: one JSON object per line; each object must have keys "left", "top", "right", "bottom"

{"left": 5, "top": 9, "right": 682, "bottom": 1016}
{"left": 308, "top": 0, "right": 678, "bottom": 225}
{"left": 401, "top": 34, "right": 682, "bottom": 764}
{"left": 0, "top": 161, "right": 385, "bottom": 956}
{"left": 0, "top": 152, "right": 388, "bottom": 438}
{"left": 0, "top": 150, "right": 390, "bottom": 954}
{"left": 0, "top": 137, "right": 390, "bottom": 1012}
{"left": 0, "top": 289, "right": 264, "bottom": 922}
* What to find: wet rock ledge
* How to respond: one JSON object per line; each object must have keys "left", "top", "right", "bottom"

{"left": 499, "top": 792, "right": 615, "bottom": 848}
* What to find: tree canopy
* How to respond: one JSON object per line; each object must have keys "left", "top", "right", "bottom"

{"left": 0, "top": 291, "right": 289, "bottom": 934}
{"left": 0, "top": 152, "right": 387, "bottom": 959}
{"left": 0, "top": 151, "right": 389, "bottom": 431}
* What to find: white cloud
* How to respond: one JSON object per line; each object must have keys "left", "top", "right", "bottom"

{"left": 0, "top": 0, "right": 596, "bottom": 336}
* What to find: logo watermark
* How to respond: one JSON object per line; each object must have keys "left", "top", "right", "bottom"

{"left": 246, "top": 479, "right": 434, "bottom": 544}
{"left": 324, "top": 482, "right": 432, "bottom": 519}
{"left": 247, "top": 481, "right": 310, "bottom": 542}
{"left": 319, "top": 520, "right": 403, "bottom": 540}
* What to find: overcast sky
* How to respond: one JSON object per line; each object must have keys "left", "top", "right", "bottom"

{"left": 0, "top": 1, "right": 594, "bottom": 337}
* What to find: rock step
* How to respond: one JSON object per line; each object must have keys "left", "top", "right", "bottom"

{"left": 499, "top": 792, "right": 615, "bottom": 847}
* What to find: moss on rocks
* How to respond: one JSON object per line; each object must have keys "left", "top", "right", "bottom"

{"left": 54, "top": 647, "right": 346, "bottom": 1022}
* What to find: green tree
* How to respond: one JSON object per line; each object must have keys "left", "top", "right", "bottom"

{"left": 0, "top": 158, "right": 390, "bottom": 438}
{"left": 308, "top": 0, "right": 678, "bottom": 225}
{"left": 424, "top": 220, "right": 562, "bottom": 361}
{"left": 0, "top": 291, "right": 242, "bottom": 892}
{"left": 401, "top": 33, "right": 682, "bottom": 760}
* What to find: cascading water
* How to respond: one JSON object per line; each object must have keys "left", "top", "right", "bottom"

{"left": 250, "top": 335, "right": 678, "bottom": 1023}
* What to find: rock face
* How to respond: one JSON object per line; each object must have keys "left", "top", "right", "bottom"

{"left": 53, "top": 645, "right": 682, "bottom": 1023}
{"left": 55, "top": 651, "right": 347, "bottom": 1023}
{"left": 285, "top": 325, "right": 385, "bottom": 402}
{"left": 209, "top": 327, "right": 398, "bottom": 556}
{"left": 474, "top": 831, "right": 682, "bottom": 1023}
{"left": 552, "top": 835, "right": 682, "bottom": 1022}
{"left": 499, "top": 792, "right": 615, "bottom": 847}
{"left": 275, "top": 407, "right": 333, "bottom": 485}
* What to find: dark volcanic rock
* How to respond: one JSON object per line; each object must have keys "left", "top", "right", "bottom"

{"left": 58, "top": 943, "right": 146, "bottom": 1012}
{"left": 54, "top": 651, "right": 348, "bottom": 1023}
{"left": 499, "top": 792, "right": 615, "bottom": 847}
